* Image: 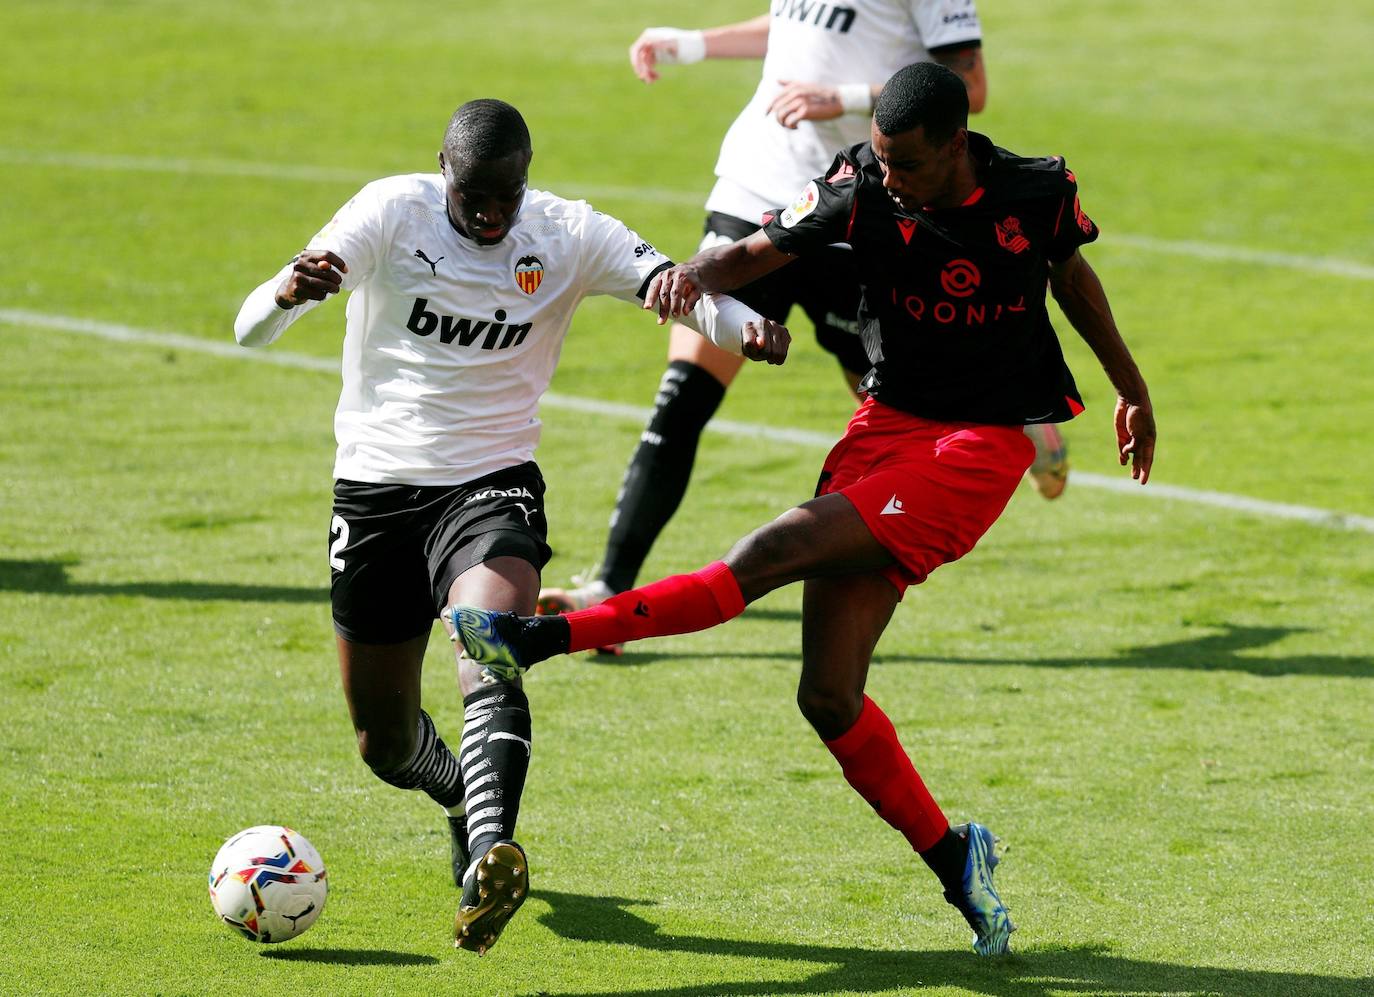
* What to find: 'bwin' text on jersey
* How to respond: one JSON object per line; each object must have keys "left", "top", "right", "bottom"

{"left": 406, "top": 298, "right": 532, "bottom": 350}
{"left": 772, "top": 0, "right": 857, "bottom": 33}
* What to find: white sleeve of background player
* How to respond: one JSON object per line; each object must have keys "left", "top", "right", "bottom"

{"left": 233, "top": 182, "right": 385, "bottom": 348}
{"left": 912, "top": 0, "right": 982, "bottom": 49}
{"left": 677, "top": 292, "right": 760, "bottom": 356}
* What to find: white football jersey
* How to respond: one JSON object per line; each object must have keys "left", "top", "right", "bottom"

{"left": 237, "top": 174, "right": 681, "bottom": 486}
{"left": 707, "top": 0, "right": 982, "bottom": 222}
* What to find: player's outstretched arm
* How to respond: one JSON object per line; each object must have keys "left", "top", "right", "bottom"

{"left": 1049, "top": 250, "right": 1155, "bottom": 483}
{"left": 629, "top": 15, "right": 770, "bottom": 83}
{"left": 643, "top": 231, "right": 794, "bottom": 323}
{"left": 234, "top": 250, "right": 349, "bottom": 348}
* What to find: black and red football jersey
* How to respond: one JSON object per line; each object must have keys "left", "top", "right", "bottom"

{"left": 762, "top": 132, "right": 1098, "bottom": 425}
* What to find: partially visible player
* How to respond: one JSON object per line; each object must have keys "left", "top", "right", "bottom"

{"left": 540, "top": 2, "right": 1071, "bottom": 636}
{"left": 454, "top": 64, "right": 1156, "bottom": 956}
{"left": 232, "top": 99, "right": 786, "bottom": 955}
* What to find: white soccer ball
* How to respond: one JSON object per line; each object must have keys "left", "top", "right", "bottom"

{"left": 208, "top": 825, "right": 328, "bottom": 943}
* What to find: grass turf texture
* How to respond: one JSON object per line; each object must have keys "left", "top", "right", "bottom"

{"left": 1, "top": 1, "right": 1371, "bottom": 994}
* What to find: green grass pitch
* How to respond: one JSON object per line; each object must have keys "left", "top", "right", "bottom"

{"left": 1, "top": 1, "right": 1372, "bottom": 994}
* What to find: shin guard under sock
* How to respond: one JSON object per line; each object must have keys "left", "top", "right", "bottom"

{"left": 823, "top": 695, "right": 950, "bottom": 853}
{"left": 459, "top": 685, "right": 532, "bottom": 864}
{"left": 565, "top": 561, "right": 745, "bottom": 653}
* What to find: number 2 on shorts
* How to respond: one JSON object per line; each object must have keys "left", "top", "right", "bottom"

{"left": 329, "top": 514, "right": 350, "bottom": 570}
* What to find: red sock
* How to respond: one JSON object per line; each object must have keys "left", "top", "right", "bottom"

{"left": 565, "top": 561, "right": 746, "bottom": 653}
{"left": 823, "top": 695, "right": 949, "bottom": 852}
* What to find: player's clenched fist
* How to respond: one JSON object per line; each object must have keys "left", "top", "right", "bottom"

{"left": 643, "top": 264, "right": 704, "bottom": 324}
{"left": 742, "top": 319, "right": 790, "bottom": 365}
{"left": 275, "top": 250, "right": 349, "bottom": 309}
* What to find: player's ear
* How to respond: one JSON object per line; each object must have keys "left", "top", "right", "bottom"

{"left": 438, "top": 151, "right": 448, "bottom": 176}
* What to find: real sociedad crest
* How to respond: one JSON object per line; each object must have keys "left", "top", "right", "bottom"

{"left": 515, "top": 255, "right": 544, "bottom": 294}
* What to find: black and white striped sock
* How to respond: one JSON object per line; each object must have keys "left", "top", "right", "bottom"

{"left": 373, "top": 709, "right": 466, "bottom": 810}
{"left": 459, "top": 684, "right": 532, "bottom": 875}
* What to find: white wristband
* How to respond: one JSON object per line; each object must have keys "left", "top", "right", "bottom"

{"left": 836, "top": 83, "right": 874, "bottom": 115}
{"left": 646, "top": 27, "right": 707, "bottom": 65}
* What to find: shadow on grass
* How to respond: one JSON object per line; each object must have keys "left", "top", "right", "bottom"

{"left": 259, "top": 946, "right": 438, "bottom": 966}
{"left": 591, "top": 623, "right": 1373, "bottom": 679}
{"left": 0, "top": 558, "right": 326, "bottom": 604}
{"left": 907, "top": 623, "right": 1374, "bottom": 678}
{"left": 531, "top": 891, "right": 1369, "bottom": 997}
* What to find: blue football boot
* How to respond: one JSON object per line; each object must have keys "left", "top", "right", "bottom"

{"left": 944, "top": 822, "right": 1015, "bottom": 955}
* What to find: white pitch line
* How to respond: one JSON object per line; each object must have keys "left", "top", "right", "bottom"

{"left": 2, "top": 148, "right": 1372, "bottom": 280}
{"left": 4, "top": 306, "right": 1373, "bottom": 536}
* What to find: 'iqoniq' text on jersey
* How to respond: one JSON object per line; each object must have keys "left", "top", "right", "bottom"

{"left": 239, "top": 175, "right": 676, "bottom": 485}
{"left": 762, "top": 134, "right": 1098, "bottom": 425}
{"left": 709, "top": 0, "right": 982, "bottom": 221}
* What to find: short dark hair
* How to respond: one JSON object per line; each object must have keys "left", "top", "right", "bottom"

{"left": 443, "top": 99, "right": 531, "bottom": 163}
{"left": 873, "top": 62, "right": 968, "bottom": 144}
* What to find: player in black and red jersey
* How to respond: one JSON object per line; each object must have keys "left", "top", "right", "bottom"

{"left": 451, "top": 62, "right": 1155, "bottom": 956}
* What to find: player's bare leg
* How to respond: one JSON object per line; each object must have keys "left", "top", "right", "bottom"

{"left": 337, "top": 632, "right": 472, "bottom": 890}
{"left": 537, "top": 324, "right": 742, "bottom": 633}
{"left": 442, "top": 555, "right": 539, "bottom": 955}
{"left": 795, "top": 573, "right": 894, "bottom": 739}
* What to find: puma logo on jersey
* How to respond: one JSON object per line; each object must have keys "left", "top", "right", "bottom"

{"left": 414, "top": 249, "right": 444, "bottom": 275}
{"left": 406, "top": 298, "right": 533, "bottom": 350}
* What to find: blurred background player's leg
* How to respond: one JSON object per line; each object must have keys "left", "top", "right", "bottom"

{"left": 1023, "top": 423, "right": 1069, "bottom": 499}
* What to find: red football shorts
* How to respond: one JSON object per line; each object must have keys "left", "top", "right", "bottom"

{"left": 816, "top": 398, "right": 1036, "bottom": 597}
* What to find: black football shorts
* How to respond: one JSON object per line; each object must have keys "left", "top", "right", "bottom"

{"left": 328, "top": 462, "right": 552, "bottom": 644}
{"left": 702, "top": 212, "right": 869, "bottom": 377}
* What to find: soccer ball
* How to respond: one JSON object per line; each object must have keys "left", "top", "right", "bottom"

{"left": 208, "top": 825, "right": 328, "bottom": 943}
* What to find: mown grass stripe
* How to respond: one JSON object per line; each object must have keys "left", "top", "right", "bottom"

{"left": 5, "top": 306, "right": 1373, "bottom": 535}
{"left": 2, "top": 149, "right": 1372, "bottom": 281}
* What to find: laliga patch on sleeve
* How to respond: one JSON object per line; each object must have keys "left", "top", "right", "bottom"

{"left": 779, "top": 181, "right": 820, "bottom": 229}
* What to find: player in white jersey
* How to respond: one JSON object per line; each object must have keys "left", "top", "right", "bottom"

{"left": 540, "top": 1, "right": 1064, "bottom": 637}
{"left": 233, "top": 99, "right": 787, "bottom": 955}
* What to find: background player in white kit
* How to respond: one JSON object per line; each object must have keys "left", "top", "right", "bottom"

{"left": 232, "top": 99, "right": 787, "bottom": 955}
{"left": 542, "top": 1, "right": 1070, "bottom": 633}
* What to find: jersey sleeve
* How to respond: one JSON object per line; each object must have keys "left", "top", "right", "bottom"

{"left": 1045, "top": 161, "right": 1100, "bottom": 262}
{"left": 302, "top": 181, "right": 387, "bottom": 291}
{"left": 760, "top": 151, "right": 859, "bottom": 256}
{"left": 913, "top": 0, "right": 982, "bottom": 51}
{"left": 576, "top": 206, "right": 673, "bottom": 302}
{"left": 233, "top": 183, "right": 387, "bottom": 347}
